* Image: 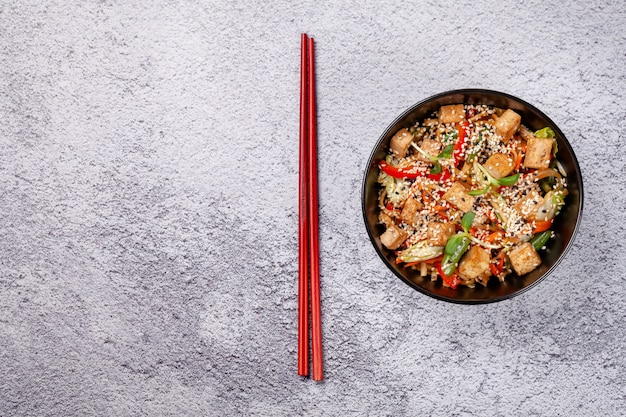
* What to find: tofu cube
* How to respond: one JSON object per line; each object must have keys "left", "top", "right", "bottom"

{"left": 457, "top": 245, "right": 490, "bottom": 280}
{"left": 380, "top": 224, "right": 407, "bottom": 250}
{"left": 390, "top": 128, "right": 414, "bottom": 158}
{"left": 494, "top": 109, "right": 521, "bottom": 142}
{"left": 416, "top": 138, "right": 441, "bottom": 163}
{"left": 426, "top": 222, "right": 456, "bottom": 246}
{"left": 400, "top": 197, "right": 423, "bottom": 225}
{"left": 508, "top": 242, "right": 542, "bottom": 276}
{"left": 475, "top": 270, "right": 492, "bottom": 286}
{"left": 514, "top": 189, "right": 545, "bottom": 220}
{"left": 443, "top": 182, "right": 475, "bottom": 212}
{"left": 483, "top": 153, "right": 514, "bottom": 179}
{"left": 523, "top": 136, "right": 553, "bottom": 169}
{"left": 438, "top": 104, "right": 465, "bottom": 124}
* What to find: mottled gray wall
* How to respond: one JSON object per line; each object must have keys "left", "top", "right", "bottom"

{"left": 0, "top": 0, "right": 624, "bottom": 416}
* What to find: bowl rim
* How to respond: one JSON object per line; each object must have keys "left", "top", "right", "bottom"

{"left": 361, "top": 88, "right": 584, "bottom": 304}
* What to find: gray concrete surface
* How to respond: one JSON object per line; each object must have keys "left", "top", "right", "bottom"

{"left": 1, "top": 0, "right": 625, "bottom": 415}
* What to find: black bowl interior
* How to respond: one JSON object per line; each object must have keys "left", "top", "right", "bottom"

{"left": 362, "top": 89, "right": 583, "bottom": 304}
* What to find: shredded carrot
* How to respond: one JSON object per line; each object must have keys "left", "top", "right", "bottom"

{"left": 533, "top": 219, "right": 553, "bottom": 233}
{"left": 514, "top": 152, "right": 523, "bottom": 171}
{"left": 425, "top": 255, "right": 443, "bottom": 264}
{"left": 485, "top": 230, "right": 504, "bottom": 243}
{"left": 433, "top": 205, "right": 449, "bottom": 220}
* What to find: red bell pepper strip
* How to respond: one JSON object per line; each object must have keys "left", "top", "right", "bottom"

{"left": 427, "top": 168, "right": 451, "bottom": 182}
{"left": 490, "top": 251, "right": 506, "bottom": 276}
{"left": 378, "top": 160, "right": 425, "bottom": 179}
{"left": 453, "top": 121, "right": 469, "bottom": 167}
{"left": 436, "top": 263, "right": 460, "bottom": 289}
{"left": 379, "top": 160, "right": 447, "bottom": 181}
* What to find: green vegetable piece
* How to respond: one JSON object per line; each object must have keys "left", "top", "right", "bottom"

{"left": 444, "top": 234, "right": 464, "bottom": 255}
{"left": 496, "top": 173, "right": 520, "bottom": 187}
{"left": 437, "top": 144, "right": 454, "bottom": 159}
{"left": 477, "top": 162, "right": 502, "bottom": 187}
{"left": 441, "top": 234, "right": 470, "bottom": 276}
{"left": 468, "top": 186, "right": 489, "bottom": 196}
{"left": 534, "top": 127, "right": 555, "bottom": 138}
{"left": 477, "top": 162, "right": 519, "bottom": 187}
{"left": 530, "top": 231, "right": 551, "bottom": 251}
{"left": 430, "top": 162, "right": 442, "bottom": 175}
{"left": 552, "top": 191, "right": 565, "bottom": 206}
{"left": 461, "top": 211, "right": 475, "bottom": 232}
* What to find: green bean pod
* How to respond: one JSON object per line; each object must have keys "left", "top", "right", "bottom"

{"left": 530, "top": 231, "right": 552, "bottom": 251}
{"left": 441, "top": 234, "right": 470, "bottom": 276}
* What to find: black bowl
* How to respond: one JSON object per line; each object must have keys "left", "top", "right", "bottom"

{"left": 362, "top": 89, "right": 583, "bottom": 304}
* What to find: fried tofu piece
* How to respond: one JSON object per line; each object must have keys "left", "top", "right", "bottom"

{"left": 380, "top": 224, "right": 408, "bottom": 250}
{"left": 475, "top": 269, "right": 492, "bottom": 286}
{"left": 494, "top": 109, "right": 521, "bottom": 142}
{"left": 438, "top": 104, "right": 465, "bottom": 124}
{"left": 426, "top": 222, "right": 456, "bottom": 246}
{"left": 400, "top": 197, "right": 423, "bottom": 225}
{"left": 508, "top": 242, "right": 542, "bottom": 275}
{"left": 443, "top": 182, "right": 475, "bottom": 212}
{"left": 514, "top": 189, "right": 545, "bottom": 220}
{"left": 390, "top": 128, "right": 414, "bottom": 158}
{"left": 458, "top": 246, "right": 490, "bottom": 280}
{"left": 483, "top": 153, "right": 514, "bottom": 179}
{"left": 493, "top": 107, "right": 505, "bottom": 117}
{"left": 523, "top": 136, "right": 553, "bottom": 169}
{"left": 416, "top": 138, "right": 441, "bottom": 163}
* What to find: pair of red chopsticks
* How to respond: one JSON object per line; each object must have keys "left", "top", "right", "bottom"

{"left": 298, "top": 33, "right": 323, "bottom": 381}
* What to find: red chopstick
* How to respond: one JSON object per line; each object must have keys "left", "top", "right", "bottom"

{"left": 297, "top": 33, "right": 309, "bottom": 377}
{"left": 307, "top": 36, "right": 323, "bottom": 381}
{"left": 298, "top": 33, "right": 323, "bottom": 381}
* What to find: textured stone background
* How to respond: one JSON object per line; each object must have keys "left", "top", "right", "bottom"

{"left": 1, "top": 0, "right": 625, "bottom": 416}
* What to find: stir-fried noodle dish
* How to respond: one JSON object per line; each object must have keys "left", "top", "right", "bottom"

{"left": 377, "top": 104, "right": 568, "bottom": 289}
